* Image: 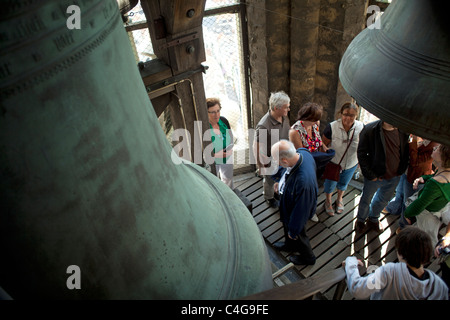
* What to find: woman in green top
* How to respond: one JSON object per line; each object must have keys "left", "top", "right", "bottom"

{"left": 404, "top": 144, "right": 450, "bottom": 244}
{"left": 207, "top": 98, "right": 234, "bottom": 189}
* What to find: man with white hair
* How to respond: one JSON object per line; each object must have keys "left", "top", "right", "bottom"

{"left": 271, "top": 140, "right": 318, "bottom": 265}
{"left": 254, "top": 91, "right": 291, "bottom": 207}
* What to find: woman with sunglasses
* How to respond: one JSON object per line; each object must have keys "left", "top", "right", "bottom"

{"left": 321, "top": 102, "right": 364, "bottom": 216}
{"left": 207, "top": 97, "right": 234, "bottom": 189}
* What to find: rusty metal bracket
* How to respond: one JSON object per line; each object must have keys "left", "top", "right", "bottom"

{"left": 159, "top": 32, "right": 199, "bottom": 50}
{"left": 145, "top": 64, "right": 208, "bottom": 93}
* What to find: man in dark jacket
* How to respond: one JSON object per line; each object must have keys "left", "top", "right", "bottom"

{"left": 271, "top": 140, "right": 318, "bottom": 265}
{"left": 356, "top": 120, "right": 409, "bottom": 232}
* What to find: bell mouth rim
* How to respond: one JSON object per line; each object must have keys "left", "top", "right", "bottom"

{"left": 339, "top": 27, "right": 450, "bottom": 145}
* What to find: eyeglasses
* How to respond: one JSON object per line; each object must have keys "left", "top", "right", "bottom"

{"left": 342, "top": 113, "right": 356, "bottom": 118}
{"left": 208, "top": 109, "right": 221, "bottom": 115}
{"left": 433, "top": 146, "right": 440, "bottom": 152}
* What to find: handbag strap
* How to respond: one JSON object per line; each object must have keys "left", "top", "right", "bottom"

{"left": 337, "top": 128, "right": 356, "bottom": 166}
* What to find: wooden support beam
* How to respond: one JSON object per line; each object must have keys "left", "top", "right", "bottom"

{"left": 139, "top": 0, "right": 209, "bottom": 165}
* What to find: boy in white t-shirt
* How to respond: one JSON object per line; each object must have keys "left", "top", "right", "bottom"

{"left": 343, "top": 226, "right": 449, "bottom": 300}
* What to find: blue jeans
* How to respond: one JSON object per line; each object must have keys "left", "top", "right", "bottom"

{"left": 397, "top": 183, "right": 424, "bottom": 229}
{"left": 384, "top": 174, "right": 416, "bottom": 229}
{"left": 323, "top": 164, "right": 358, "bottom": 194}
{"left": 357, "top": 175, "right": 401, "bottom": 223}
{"left": 384, "top": 173, "right": 414, "bottom": 215}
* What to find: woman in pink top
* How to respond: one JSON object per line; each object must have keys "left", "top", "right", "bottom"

{"left": 289, "top": 102, "right": 329, "bottom": 222}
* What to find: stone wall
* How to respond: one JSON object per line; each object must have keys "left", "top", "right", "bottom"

{"left": 246, "top": 0, "right": 270, "bottom": 126}
{"left": 247, "top": 0, "right": 368, "bottom": 129}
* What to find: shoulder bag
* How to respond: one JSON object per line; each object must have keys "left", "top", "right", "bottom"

{"left": 322, "top": 128, "right": 355, "bottom": 181}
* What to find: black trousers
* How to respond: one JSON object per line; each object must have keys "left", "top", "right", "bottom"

{"left": 283, "top": 224, "right": 315, "bottom": 261}
{"left": 441, "top": 262, "right": 450, "bottom": 291}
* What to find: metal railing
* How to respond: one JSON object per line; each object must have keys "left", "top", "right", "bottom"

{"left": 242, "top": 264, "right": 367, "bottom": 300}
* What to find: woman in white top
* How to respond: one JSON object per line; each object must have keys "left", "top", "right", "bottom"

{"left": 322, "top": 103, "right": 364, "bottom": 215}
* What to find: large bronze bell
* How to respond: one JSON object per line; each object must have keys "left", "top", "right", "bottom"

{"left": 0, "top": 0, "right": 272, "bottom": 299}
{"left": 339, "top": 0, "right": 450, "bottom": 145}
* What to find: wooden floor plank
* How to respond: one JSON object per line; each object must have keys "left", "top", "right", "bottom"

{"left": 234, "top": 172, "right": 444, "bottom": 299}
{"left": 261, "top": 220, "right": 284, "bottom": 238}
{"left": 253, "top": 205, "right": 278, "bottom": 222}
{"left": 266, "top": 228, "right": 285, "bottom": 244}
{"left": 233, "top": 172, "right": 257, "bottom": 187}
{"left": 237, "top": 176, "right": 261, "bottom": 193}
{"left": 247, "top": 188, "right": 265, "bottom": 203}
{"left": 250, "top": 194, "right": 266, "bottom": 210}
{"left": 258, "top": 213, "right": 282, "bottom": 232}
{"left": 241, "top": 180, "right": 263, "bottom": 198}
{"left": 306, "top": 220, "right": 328, "bottom": 240}
{"left": 330, "top": 199, "right": 361, "bottom": 235}
{"left": 309, "top": 227, "right": 334, "bottom": 249}
{"left": 298, "top": 237, "right": 350, "bottom": 277}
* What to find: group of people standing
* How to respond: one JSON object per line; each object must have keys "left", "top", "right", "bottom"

{"left": 206, "top": 91, "right": 449, "bottom": 299}
{"left": 253, "top": 91, "right": 367, "bottom": 266}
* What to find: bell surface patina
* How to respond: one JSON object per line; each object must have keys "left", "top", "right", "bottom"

{"left": 0, "top": 0, "right": 272, "bottom": 299}
{"left": 340, "top": 0, "right": 450, "bottom": 145}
